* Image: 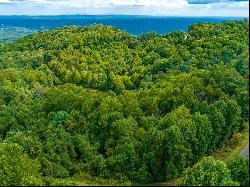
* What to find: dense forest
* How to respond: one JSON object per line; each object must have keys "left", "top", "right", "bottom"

{"left": 0, "top": 19, "right": 249, "bottom": 185}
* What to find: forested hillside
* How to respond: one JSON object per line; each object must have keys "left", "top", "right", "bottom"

{"left": 0, "top": 19, "right": 249, "bottom": 185}
{"left": 0, "top": 26, "right": 35, "bottom": 43}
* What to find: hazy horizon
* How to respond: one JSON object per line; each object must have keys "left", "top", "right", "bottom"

{"left": 0, "top": 0, "right": 248, "bottom": 17}
{"left": 0, "top": 14, "right": 248, "bottom": 18}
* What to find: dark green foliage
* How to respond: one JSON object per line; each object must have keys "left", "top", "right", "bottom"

{"left": 228, "top": 157, "right": 249, "bottom": 186}
{"left": 0, "top": 20, "right": 248, "bottom": 185}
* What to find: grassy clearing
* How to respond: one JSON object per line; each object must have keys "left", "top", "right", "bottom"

{"left": 137, "top": 178, "right": 180, "bottom": 186}
{"left": 212, "top": 122, "right": 249, "bottom": 163}
{"left": 74, "top": 172, "right": 131, "bottom": 186}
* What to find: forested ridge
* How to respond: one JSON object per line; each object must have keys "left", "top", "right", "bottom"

{"left": 0, "top": 26, "right": 35, "bottom": 43}
{"left": 0, "top": 19, "right": 249, "bottom": 185}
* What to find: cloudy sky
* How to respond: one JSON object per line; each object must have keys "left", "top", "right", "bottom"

{"left": 0, "top": 0, "right": 249, "bottom": 16}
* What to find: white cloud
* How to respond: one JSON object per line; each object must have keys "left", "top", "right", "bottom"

{"left": 0, "top": 0, "right": 248, "bottom": 16}
{"left": 188, "top": 0, "right": 249, "bottom": 9}
{"left": 0, "top": 0, "right": 11, "bottom": 3}
{"left": 110, "top": 0, "right": 188, "bottom": 7}
{"left": 35, "top": 0, "right": 188, "bottom": 8}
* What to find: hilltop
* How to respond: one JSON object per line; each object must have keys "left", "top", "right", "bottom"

{"left": 0, "top": 19, "right": 249, "bottom": 185}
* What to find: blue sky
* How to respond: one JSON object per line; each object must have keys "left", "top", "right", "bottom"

{"left": 0, "top": 0, "right": 249, "bottom": 16}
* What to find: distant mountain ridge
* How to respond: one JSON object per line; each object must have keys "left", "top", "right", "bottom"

{"left": 0, "top": 15, "right": 245, "bottom": 35}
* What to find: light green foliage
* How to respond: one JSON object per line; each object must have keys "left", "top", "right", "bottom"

{"left": 177, "top": 156, "right": 239, "bottom": 186}
{"left": 43, "top": 176, "right": 76, "bottom": 186}
{"left": 0, "top": 20, "right": 248, "bottom": 185}
{"left": 4, "top": 131, "right": 43, "bottom": 158}
{"left": 0, "top": 143, "right": 43, "bottom": 186}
